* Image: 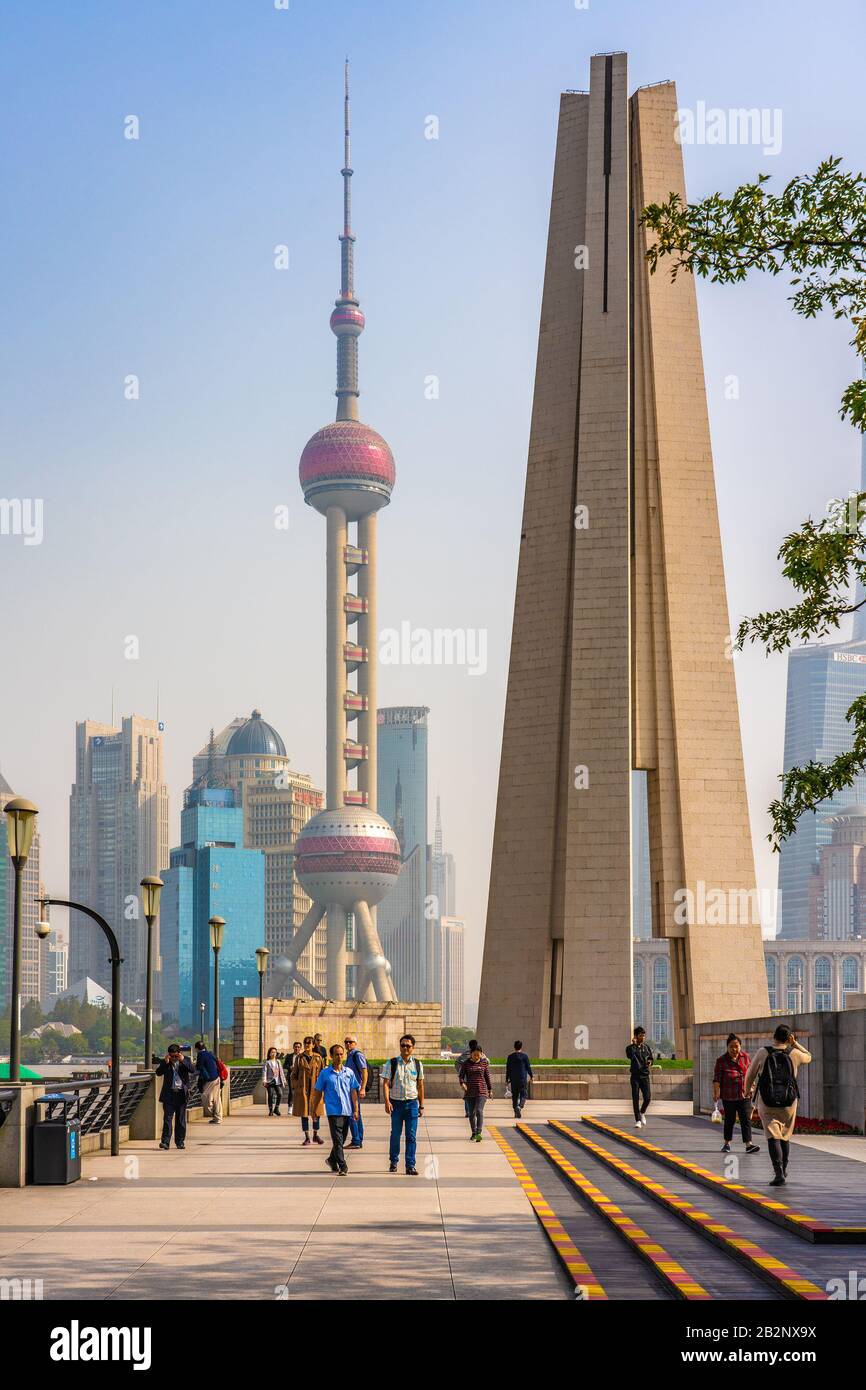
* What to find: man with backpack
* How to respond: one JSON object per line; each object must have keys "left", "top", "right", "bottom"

{"left": 195, "top": 1039, "right": 226, "bottom": 1125}
{"left": 382, "top": 1034, "right": 424, "bottom": 1175}
{"left": 745, "top": 1024, "right": 812, "bottom": 1186}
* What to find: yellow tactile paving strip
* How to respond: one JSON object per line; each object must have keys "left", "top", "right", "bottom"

{"left": 581, "top": 1114, "right": 866, "bottom": 1245}
{"left": 515, "top": 1124, "right": 712, "bottom": 1300}
{"left": 549, "top": 1120, "right": 827, "bottom": 1302}
{"left": 488, "top": 1125, "right": 607, "bottom": 1299}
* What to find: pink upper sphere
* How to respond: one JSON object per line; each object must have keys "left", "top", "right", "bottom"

{"left": 299, "top": 420, "right": 396, "bottom": 495}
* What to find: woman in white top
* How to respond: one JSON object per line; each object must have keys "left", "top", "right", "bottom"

{"left": 262, "top": 1047, "right": 287, "bottom": 1116}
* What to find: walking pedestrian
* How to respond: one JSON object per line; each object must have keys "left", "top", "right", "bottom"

{"left": 285, "top": 1040, "right": 302, "bottom": 1114}
{"left": 291, "top": 1036, "right": 324, "bottom": 1145}
{"left": 626, "top": 1026, "right": 654, "bottom": 1127}
{"left": 194, "top": 1039, "right": 222, "bottom": 1125}
{"left": 745, "top": 1025, "right": 812, "bottom": 1186}
{"left": 344, "top": 1034, "right": 368, "bottom": 1149}
{"left": 382, "top": 1034, "right": 425, "bottom": 1175}
{"left": 314, "top": 1043, "right": 361, "bottom": 1176}
{"left": 459, "top": 1046, "right": 493, "bottom": 1141}
{"left": 454, "top": 1038, "right": 488, "bottom": 1119}
{"left": 713, "top": 1033, "right": 760, "bottom": 1155}
{"left": 155, "top": 1044, "right": 195, "bottom": 1150}
{"left": 312, "top": 1033, "right": 327, "bottom": 1063}
{"left": 505, "top": 1041, "right": 533, "bottom": 1119}
{"left": 263, "top": 1046, "right": 287, "bottom": 1116}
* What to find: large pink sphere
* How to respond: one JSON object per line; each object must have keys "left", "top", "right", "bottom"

{"left": 299, "top": 419, "right": 395, "bottom": 518}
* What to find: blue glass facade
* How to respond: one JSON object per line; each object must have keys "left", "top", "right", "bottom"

{"left": 160, "top": 788, "right": 265, "bottom": 1030}
{"left": 778, "top": 641, "right": 866, "bottom": 938}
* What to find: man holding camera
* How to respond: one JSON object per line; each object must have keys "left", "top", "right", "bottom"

{"left": 155, "top": 1044, "right": 195, "bottom": 1150}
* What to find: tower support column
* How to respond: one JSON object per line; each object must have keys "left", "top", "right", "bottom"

{"left": 357, "top": 512, "right": 377, "bottom": 809}
{"left": 326, "top": 505, "right": 348, "bottom": 810}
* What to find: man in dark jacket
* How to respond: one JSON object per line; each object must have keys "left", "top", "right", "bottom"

{"left": 505, "top": 1041, "right": 533, "bottom": 1119}
{"left": 626, "top": 1026, "right": 654, "bottom": 1128}
{"left": 156, "top": 1044, "right": 195, "bottom": 1150}
{"left": 194, "top": 1039, "right": 222, "bottom": 1125}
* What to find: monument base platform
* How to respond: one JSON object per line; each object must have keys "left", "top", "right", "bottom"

{"left": 233, "top": 996, "right": 441, "bottom": 1060}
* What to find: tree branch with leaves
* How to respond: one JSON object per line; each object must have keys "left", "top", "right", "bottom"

{"left": 641, "top": 157, "right": 866, "bottom": 848}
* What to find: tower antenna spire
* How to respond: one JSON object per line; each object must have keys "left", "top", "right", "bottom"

{"left": 333, "top": 58, "right": 364, "bottom": 421}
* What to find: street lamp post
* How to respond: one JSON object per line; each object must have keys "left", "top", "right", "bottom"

{"left": 140, "top": 876, "right": 163, "bottom": 1071}
{"left": 209, "top": 916, "right": 225, "bottom": 1061}
{"left": 255, "top": 947, "right": 270, "bottom": 1063}
{"left": 39, "top": 895, "right": 123, "bottom": 1156}
{"left": 199, "top": 1001, "right": 206, "bottom": 1042}
{"left": 3, "top": 798, "right": 39, "bottom": 1085}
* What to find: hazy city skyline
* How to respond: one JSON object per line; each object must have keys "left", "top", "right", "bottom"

{"left": 3, "top": 0, "right": 865, "bottom": 1020}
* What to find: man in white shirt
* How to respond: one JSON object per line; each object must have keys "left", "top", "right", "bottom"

{"left": 382, "top": 1034, "right": 425, "bottom": 1176}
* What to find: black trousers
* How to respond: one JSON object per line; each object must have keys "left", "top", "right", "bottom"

{"left": 327, "top": 1115, "right": 350, "bottom": 1172}
{"left": 511, "top": 1085, "right": 526, "bottom": 1115}
{"left": 161, "top": 1092, "right": 187, "bottom": 1147}
{"left": 266, "top": 1082, "right": 283, "bottom": 1114}
{"left": 631, "top": 1074, "right": 651, "bottom": 1121}
{"left": 768, "top": 1137, "right": 790, "bottom": 1175}
{"left": 723, "top": 1098, "right": 753, "bottom": 1144}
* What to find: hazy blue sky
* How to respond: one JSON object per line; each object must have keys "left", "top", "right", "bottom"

{"left": 2, "top": 0, "right": 864, "bottom": 1018}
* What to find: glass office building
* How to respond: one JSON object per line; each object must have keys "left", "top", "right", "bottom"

{"left": 778, "top": 640, "right": 866, "bottom": 938}
{"left": 377, "top": 706, "right": 432, "bottom": 999}
{"left": 160, "top": 787, "right": 264, "bottom": 1031}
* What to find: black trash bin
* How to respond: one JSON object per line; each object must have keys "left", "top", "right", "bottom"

{"left": 32, "top": 1094, "right": 82, "bottom": 1185}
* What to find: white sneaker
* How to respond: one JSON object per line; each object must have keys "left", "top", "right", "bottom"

{"left": 640, "top": 1116, "right": 647, "bottom": 1127}
{"left": 634, "top": 1120, "right": 643, "bottom": 1128}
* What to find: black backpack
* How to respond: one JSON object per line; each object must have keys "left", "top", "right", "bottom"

{"left": 758, "top": 1047, "right": 799, "bottom": 1108}
{"left": 387, "top": 1057, "right": 423, "bottom": 1093}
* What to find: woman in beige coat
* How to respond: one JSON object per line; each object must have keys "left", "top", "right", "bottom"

{"left": 291, "top": 1036, "right": 324, "bottom": 1146}
{"left": 744, "top": 1024, "right": 811, "bottom": 1187}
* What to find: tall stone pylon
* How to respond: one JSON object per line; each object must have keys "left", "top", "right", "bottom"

{"left": 478, "top": 53, "right": 768, "bottom": 1059}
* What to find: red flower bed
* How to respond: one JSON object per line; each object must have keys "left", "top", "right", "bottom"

{"left": 751, "top": 1114, "right": 861, "bottom": 1136}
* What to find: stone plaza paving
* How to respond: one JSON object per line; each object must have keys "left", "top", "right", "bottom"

{"left": 1, "top": 1099, "right": 864, "bottom": 1300}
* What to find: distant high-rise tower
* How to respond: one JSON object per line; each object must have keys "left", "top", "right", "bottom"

{"left": 439, "top": 916, "right": 466, "bottom": 1028}
{"left": 377, "top": 706, "right": 431, "bottom": 1000}
{"left": 287, "top": 63, "right": 401, "bottom": 1003}
{"left": 69, "top": 717, "right": 169, "bottom": 1003}
{"left": 478, "top": 54, "right": 768, "bottom": 1059}
{"left": 778, "top": 639, "right": 866, "bottom": 938}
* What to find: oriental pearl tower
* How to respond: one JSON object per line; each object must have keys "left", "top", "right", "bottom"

{"left": 281, "top": 63, "right": 400, "bottom": 1004}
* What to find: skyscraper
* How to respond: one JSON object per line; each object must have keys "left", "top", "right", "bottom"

{"left": 777, "top": 639, "right": 866, "bottom": 938}
{"left": 478, "top": 54, "right": 767, "bottom": 1059}
{"left": 0, "top": 766, "right": 43, "bottom": 1008}
{"left": 69, "top": 717, "right": 169, "bottom": 1004}
{"left": 159, "top": 785, "right": 265, "bottom": 1030}
{"left": 377, "top": 706, "right": 431, "bottom": 999}
{"left": 439, "top": 916, "right": 466, "bottom": 1028}
{"left": 288, "top": 63, "right": 401, "bottom": 1003}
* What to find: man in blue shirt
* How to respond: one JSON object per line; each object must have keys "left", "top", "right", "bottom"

{"left": 314, "top": 1043, "right": 361, "bottom": 1176}
{"left": 344, "top": 1034, "right": 368, "bottom": 1150}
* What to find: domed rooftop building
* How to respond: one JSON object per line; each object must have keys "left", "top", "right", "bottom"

{"left": 222, "top": 710, "right": 291, "bottom": 802}
{"left": 226, "top": 709, "right": 287, "bottom": 758}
